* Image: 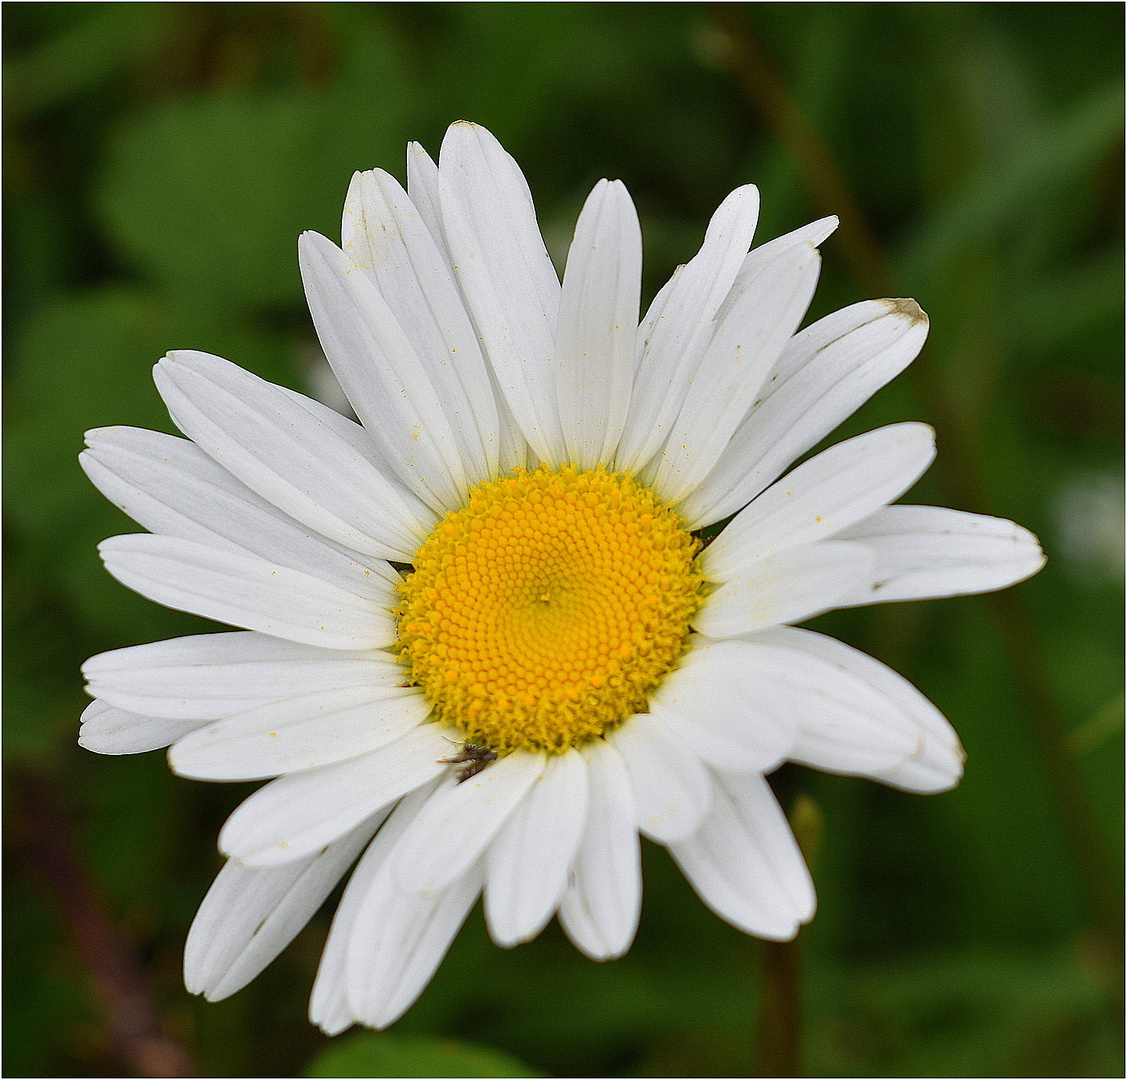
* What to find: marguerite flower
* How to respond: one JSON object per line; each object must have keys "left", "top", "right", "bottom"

{"left": 80, "top": 121, "right": 1044, "bottom": 1033}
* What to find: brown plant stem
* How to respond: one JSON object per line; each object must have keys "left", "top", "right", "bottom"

{"left": 756, "top": 937, "right": 802, "bottom": 1077}
{"left": 15, "top": 769, "right": 197, "bottom": 1078}
{"left": 754, "top": 793, "right": 822, "bottom": 1077}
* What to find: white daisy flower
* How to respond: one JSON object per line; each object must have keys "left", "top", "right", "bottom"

{"left": 80, "top": 121, "right": 1045, "bottom": 1033}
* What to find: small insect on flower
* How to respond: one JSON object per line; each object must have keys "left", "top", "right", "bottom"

{"left": 438, "top": 741, "right": 498, "bottom": 782}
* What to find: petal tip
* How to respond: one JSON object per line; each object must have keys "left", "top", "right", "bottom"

{"left": 881, "top": 297, "right": 928, "bottom": 325}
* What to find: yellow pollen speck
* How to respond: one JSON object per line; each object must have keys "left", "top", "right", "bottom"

{"left": 395, "top": 464, "right": 703, "bottom": 754}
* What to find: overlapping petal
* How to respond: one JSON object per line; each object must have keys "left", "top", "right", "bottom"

{"left": 151, "top": 352, "right": 432, "bottom": 560}
{"left": 436, "top": 121, "right": 564, "bottom": 464}
{"left": 701, "top": 423, "right": 936, "bottom": 579}
{"left": 669, "top": 772, "right": 815, "bottom": 940}
{"left": 558, "top": 738, "right": 642, "bottom": 960}
{"left": 647, "top": 638, "right": 799, "bottom": 774}
{"left": 169, "top": 686, "right": 429, "bottom": 780}
{"left": 309, "top": 781, "right": 443, "bottom": 1034}
{"left": 718, "top": 215, "right": 838, "bottom": 318}
{"left": 554, "top": 179, "right": 641, "bottom": 469}
{"left": 185, "top": 815, "right": 382, "bottom": 1002}
{"left": 608, "top": 709, "right": 713, "bottom": 843}
{"left": 344, "top": 798, "right": 484, "bottom": 1029}
{"left": 98, "top": 534, "right": 396, "bottom": 651}
{"left": 708, "top": 626, "right": 961, "bottom": 790}
{"left": 83, "top": 632, "right": 403, "bottom": 720}
{"left": 755, "top": 626, "right": 965, "bottom": 792}
{"left": 484, "top": 747, "right": 589, "bottom": 947}
{"left": 617, "top": 184, "right": 761, "bottom": 472}
{"left": 78, "top": 699, "right": 208, "bottom": 755}
{"left": 216, "top": 724, "right": 451, "bottom": 864}
{"left": 683, "top": 298, "right": 930, "bottom": 526}
{"left": 341, "top": 168, "right": 501, "bottom": 482}
{"left": 83, "top": 424, "right": 409, "bottom": 584}
{"left": 837, "top": 504, "right": 1046, "bottom": 606}
{"left": 299, "top": 231, "right": 478, "bottom": 512}
{"left": 392, "top": 749, "right": 547, "bottom": 894}
{"left": 651, "top": 240, "right": 821, "bottom": 503}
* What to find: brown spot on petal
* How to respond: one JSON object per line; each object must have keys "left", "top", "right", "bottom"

{"left": 880, "top": 297, "right": 928, "bottom": 325}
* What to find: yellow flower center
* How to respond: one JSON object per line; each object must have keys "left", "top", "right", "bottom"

{"left": 396, "top": 464, "right": 703, "bottom": 754}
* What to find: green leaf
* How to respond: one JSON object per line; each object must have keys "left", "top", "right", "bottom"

{"left": 93, "top": 63, "right": 414, "bottom": 314}
{"left": 305, "top": 1032, "right": 543, "bottom": 1078}
{"left": 95, "top": 96, "right": 334, "bottom": 310}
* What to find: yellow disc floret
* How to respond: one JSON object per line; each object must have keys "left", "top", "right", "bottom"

{"left": 396, "top": 464, "right": 703, "bottom": 754}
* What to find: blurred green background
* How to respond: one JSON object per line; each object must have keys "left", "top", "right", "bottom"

{"left": 4, "top": 3, "right": 1123, "bottom": 1077}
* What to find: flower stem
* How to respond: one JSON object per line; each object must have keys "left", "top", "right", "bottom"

{"left": 756, "top": 936, "right": 803, "bottom": 1077}
{"left": 14, "top": 769, "right": 197, "bottom": 1078}
{"left": 755, "top": 792, "right": 822, "bottom": 1077}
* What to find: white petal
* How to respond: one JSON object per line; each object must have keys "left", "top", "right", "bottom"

{"left": 618, "top": 185, "right": 761, "bottom": 472}
{"left": 217, "top": 724, "right": 451, "bottom": 866}
{"left": 437, "top": 121, "right": 563, "bottom": 463}
{"left": 298, "top": 231, "right": 473, "bottom": 512}
{"left": 83, "top": 631, "right": 402, "bottom": 720}
{"left": 98, "top": 534, "right": 396, "bottom": 651}
{"left": 648, "top": 638, "right": 798, "bottom": 774}
{"left": 152, "top": 352, "right": 431, "bottom": 560}
{"left": 684, "top": 298, "right": 930, "bottom": 527}
{"left": 82, "top": 425, "right": 404, "bottom": 589}
{"left": 692, "top": 540, "right": 875, "bottom": 639}
{"left": 185, "top": 814, "right": 380, "bottom": 1002}
{"left": 275, "top": 378, "right": 403, "bottom": 475}
{"left": 653, "top": 242, "right": 821, "bottom": 505}
{"left": 753, "top": 626, "right": 964, "bottom": 792}
{"left": 405, "top": 141, "right": 529, "bottom": 475}
{"left": 169, "top": 686, "right": 429, "bottom": 780}
{"left": 310, "top": 779, "right": 442, "bottom": 1035}
{"left": 348, "top": 850, "right": 483, "bottom": 1030}
{"left": 837, "top": 505, "right": 1047, "bottom": 606}
{"left": 608, "top": 708, "right": 713, "bottom": 843}
{"left": 341, "top": 168, "right": 501, "bottom": 481}
{"left": 557, "top": 738, "right": 641, "bottom": 960}
{"left": 703, "top": 423, "right": 937, "bottom": 579}
{"left": 405, "top": 142, "right": 445, "bottom": 251}
{"left": 484, "top": 748, "right": 588, "bottom": 947}
{"left": 719, "top": 216, "right": 838, "bottom": 321}
{"left": 554, "top": 179, "right": 641, "bottom": 469}
{"left": 705, "top": 627, "right": 939, "bottom": 780}
{"left": 78, "top": 699, "right": 207, "bottom": 755}
{"left": 668, "top": 772, "right": 815, "bottom": 939}
{"left": 394, "top": 749, "right": 547, "bottom": 894}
